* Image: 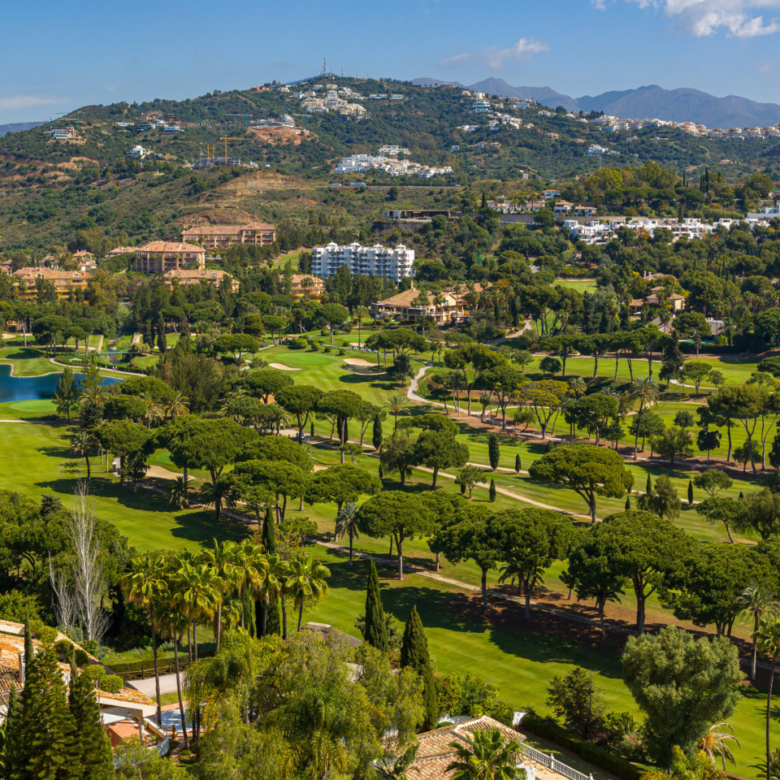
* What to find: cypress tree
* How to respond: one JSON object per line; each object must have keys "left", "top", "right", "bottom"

{"left": 4, "top": 687, "right": 20, "bottom": 780}
{"left": 15, "top": 642, "right": 77, "bottom": 779}
{"left": 400, "top": 606, "right": 439, "bottom": 729}
{"left": 740, "top": 491, "right": 744, "bottom": 499}
{"left": 421, "top": 665, "right": 440, "bottom": 730}
{"left": 266, "top": 596, "right": 282, "bottom": 637}
{"left": 515, "top": 454, "right": 521, "bottom": 473}
{"left": 372, "top": 414, "right": 383, "bottom": 450}
{"left": 625, "top": 495, "right": 631, "bottom": 511}
{"left": 310, "top": 421, "right": 315, "bottom": 438}
{"left": 688, "top": 480, "right": 694, "bottom": 506}
{"left": 489, "top": 479, "right": 496, "bottom": 503}
{"left": 23, "top": 608, "right": 32, "bottom": 667}
{"left": 364, "top": 561, "right": 388, "bottom": 652}
{"left": 460, "top": 481, "right": 466, "bottom": 495}
{"left": 69, "top": 663, "right": 113, "bottom": 780}
{"left": 257, "top": 507, "right": 280, "bottom": 636}
{"left": 646, "top": 474, "right": 652, "bottom": 495}
{"left": 488, "top": 434, "right": 500, "bottom": 471}
{"left": 262, "top": 507, "right": 276, "bottom": 552}
{"left": 378, "top": 463, "right": 384, "bottom": 480}
{"left": 400, "top": 606, "right": 430, "bottom": 671}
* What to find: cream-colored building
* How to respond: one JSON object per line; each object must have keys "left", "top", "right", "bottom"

{"left": 181, "top": 223, "right": 276, "bottom": 249}
{"left": 133, "top": 241, "right": 206, "bottom": 273}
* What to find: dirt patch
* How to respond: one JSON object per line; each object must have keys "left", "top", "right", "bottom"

{"left": 268, "top": 362, "right": 300, "bottom": 371}
{"left": 247, "top": 126, "right": 313, "bottom": 146}
{"left": 57, "top": 156, "right": 100, "bottom": 169}
{"left": 216, "top": 171, "right": 310, "bottom": 194}
{"left": 174, "top": 207, "right": 257, "bottom": 226}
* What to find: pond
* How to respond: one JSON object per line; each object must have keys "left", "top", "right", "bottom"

{"left": 0, "top": 364, "right": 121, "bottom": 403}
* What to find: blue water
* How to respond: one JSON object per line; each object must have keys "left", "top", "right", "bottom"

{"left": 0, "top": 364, "right": 121, "bottom": 403}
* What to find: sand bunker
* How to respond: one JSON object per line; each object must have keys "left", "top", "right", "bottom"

{"left": 268, "top": 362, "right": 300, "bottom": 371}
{"left": 344, "top": 358, "right": 377, "bottom": 368}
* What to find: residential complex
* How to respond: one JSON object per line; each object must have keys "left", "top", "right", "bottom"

{"left": 11, "top": 267, "right": 92, "bottom": 299}
{"left": 564, "top": 215, "right": 774, "bottom": 245}
{"left": 333, "top": 150, "right": 453, "bottom": 178}
{"left": 181, "top": 222, "right": 277, "bottom": 249}
{"left": 290, "top": 273, "right": 325, "bottom": 299}
{"left": 311, "top": 242, "right": 415, "bottom": 282}
{"left": 133, "top": 241, "right": 206, "bottom": 273}
{"left": 371, "top": 286, "right": 465, "bottom": 324}
{"left": 163, "top": 268, "right": 239, "bottom": 292}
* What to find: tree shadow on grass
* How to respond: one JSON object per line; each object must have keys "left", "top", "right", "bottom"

{"left": 169, "top": 509, "right": 251, "bottom": 546}
{"left": 36, "top": 445, "right": 74, "bottom": 459}
{"left": 34, "top": 476, "right": 183, "bottom": 514}
{"left": 321, "top": 553, "right": 628, "bottom": 676}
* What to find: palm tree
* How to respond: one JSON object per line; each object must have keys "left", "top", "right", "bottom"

{"left": 629, "top": 376, "right": 660, "bottom": 459}
{"left": 335, "top": 502, "right": 360, "bottom": 565}
{"left": 737, "top": 583, "right": 778, "bottom": 682}
{"left": 569, "top": 376, "right": 587, "bottom": 399}
{"left": 168, "top": 476, "right": 190, "bottom": 509}
{"left": 284, "top": 555, "right": 331, "bottom": 632}
{"left": 172, "top": 560, "right": 221, "bottom": 662}
{"left": 164, "top": 392, "right": 189, "bottom": 421}
{"left": 155, "top": 604, "right": 191, "bottom": 749}
{"left": 199, "top": 539, "right": 242, "bottom": 650}
{"left": 259, "top": 553, "right": 286, "bottom": 638}
{"left": 698, "top": 722, "right": 740, "bottom": 770}
{"left": 386, "top": 392, "right": 410, "bottom": 430}
{"left": 139, "top": 391, "right": 163, "bottom": 428}
{"left": 446, "top": 728, "right": 524, "bottom": 780}
{"left": 70, "top": 429, "right": 95, "bottom": 486}
{"left": 354, "top": 305, "right": 370, "bottom": 347}
{"left": 201, "top": 477, "right": 238, "bottom": 522}
{"left": 123, "top": 553, "right": 169, "bottom": 725}
{"left": 235, "top": 539, "right": 269, "bottom": 632}
{"left": 756, "top": 616, "right": 780, "bottom": 780}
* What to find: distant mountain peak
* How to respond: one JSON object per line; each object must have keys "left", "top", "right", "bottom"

{"left": 414, "top": 76, "right": 780, "bottom": 127}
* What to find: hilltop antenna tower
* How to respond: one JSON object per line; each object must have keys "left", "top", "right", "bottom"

{"left": 322, "top": 58, "right": 327, "bottom": 77}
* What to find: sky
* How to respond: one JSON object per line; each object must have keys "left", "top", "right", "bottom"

{"left": 5, "top": 0, "right": 780, "bottom": 124}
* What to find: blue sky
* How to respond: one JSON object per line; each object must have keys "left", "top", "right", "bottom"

{"left": 4, "top": 0, "right": 780, "bottom": 123}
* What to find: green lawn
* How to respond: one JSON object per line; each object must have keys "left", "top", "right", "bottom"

{"left": 301, "top": 549, "right": 777, "bottom": 775}
{"left": 554, "top": 279, "right": 597, "bottom": 294}
{"left": 1, "top": 346, "right": 777, "bottom": 774}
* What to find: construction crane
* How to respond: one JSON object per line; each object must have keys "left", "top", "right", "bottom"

{"left": 226, "top": 113, "right": 253, "bottom": 127}
{"left": 57, "top": 110, "right": 80, "bottom": 132}
{"left": 218, "top": 136, "right": 252, "bottom": 166}
{"left": 292, "top": 113, "right": 310, "bottom": 132}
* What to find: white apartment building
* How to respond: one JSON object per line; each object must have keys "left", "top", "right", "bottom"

{"left": 311, "top": 243, "right": 415, "bottom": 282}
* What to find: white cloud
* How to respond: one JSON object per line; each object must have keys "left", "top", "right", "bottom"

{"left": 0, "top": 95, "right": 66, "bottom": 111}
{"left": 622, "top": 0, "right": 780, "bottom": 37}
{"left": 439, "top": 37, "right": 550, "bottom": 69}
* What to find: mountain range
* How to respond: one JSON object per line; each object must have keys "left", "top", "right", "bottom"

{"left": 412, "top": 77, "right": 780, "bottom": 128}
{"left": 0, "top": 121, "right": 45, "bottom": 138}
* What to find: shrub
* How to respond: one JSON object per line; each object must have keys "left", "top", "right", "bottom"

{"left": 337, "top": 348, "right": 346, "bottom": 356}
{"left": 323, "top": 346, "right": 332, "bottom": 353}
{"left": 54, "top": 639, "right": 74, "bottom": 661}
{"left": 290, "top": 337, "right": 308, "bottom": 350}
{"left": 311, "top": 341, "right": 321, "bottom": 352}
{"left": 81, "top": 664, "right": 106, "bottom": 684}
{"left": 99, "top": 674, "right": 124, "bottom": 694}
{"left": 320, "top": 328, "right": 329, "bottom": 336}
{"left": 74, "top": 649, "right": 90, "bottom": 666}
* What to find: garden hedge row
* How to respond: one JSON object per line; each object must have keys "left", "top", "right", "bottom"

{"left": 521, "top": 713, "right": 642, "bottom": 780}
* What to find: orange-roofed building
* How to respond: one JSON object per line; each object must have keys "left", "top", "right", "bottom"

{"left": 181, "top": 223, "right": 276, "bottom": 249}
{"left": 133, "top": 241, "right": 206, "bottom": 273}
{"left": 12, "top": 267, "right": 92, "bottom": 299}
